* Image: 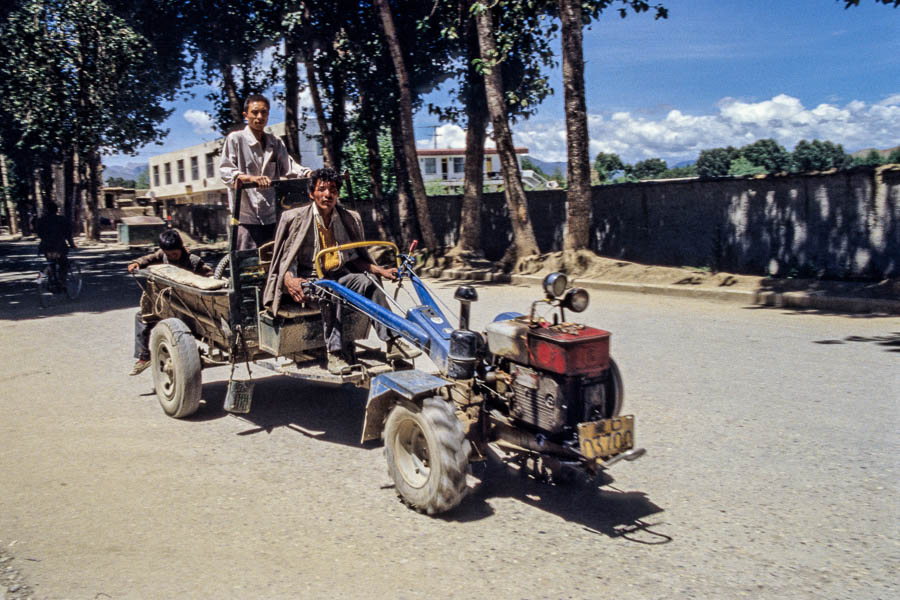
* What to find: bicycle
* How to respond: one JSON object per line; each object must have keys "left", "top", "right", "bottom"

{"left": 36, "top": 251, "right": 82, "bottom": 307}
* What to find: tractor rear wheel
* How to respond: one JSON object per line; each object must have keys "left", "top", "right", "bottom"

{"left": 150, "top": 318, "right": 202, "bottom": 418}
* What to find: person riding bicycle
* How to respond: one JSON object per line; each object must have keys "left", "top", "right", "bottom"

{"left": 262, "top": 168, "right": 410, "bottom": 374}
{"left": 35, "top": 203, "right": 76, "bottom": 283}
{"left": 127, "top": 229, "right": 213, "bottom": 375}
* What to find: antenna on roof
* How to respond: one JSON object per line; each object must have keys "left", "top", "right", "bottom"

{"left": 422, "top": 125, "right": 439, "bottom": 149}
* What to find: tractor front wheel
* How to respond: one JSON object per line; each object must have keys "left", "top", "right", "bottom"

{"left": 384, "top": 397, "right": 470, "bottom": 515}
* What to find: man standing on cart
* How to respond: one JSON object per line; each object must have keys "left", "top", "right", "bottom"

{"left": 263, "top": 168, "right": 408, "bottom": 374}
{"left": 219, "top": 94, "right": 312, "bottom": 250}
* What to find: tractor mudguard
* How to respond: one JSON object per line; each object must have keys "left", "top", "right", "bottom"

{"left": 361, "top": 370, "right": 449, "bottom": 443}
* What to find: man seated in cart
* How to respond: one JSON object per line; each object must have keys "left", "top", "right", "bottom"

{"left": 127, "top": 229, "right": 213, "bottom": 375}
{"left": 262, "top": 168, "right": 409, "bottom": 374}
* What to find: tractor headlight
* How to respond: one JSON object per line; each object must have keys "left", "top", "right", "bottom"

{"left": 543, "top": 272, "right": 568, "bottom": 298}
{"left": 562, "top": 288, "right": 589, "bottom": 313}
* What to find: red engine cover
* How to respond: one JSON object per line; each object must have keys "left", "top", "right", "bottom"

{"left": 526, "top": 325, "right": 610, "bottom": 376}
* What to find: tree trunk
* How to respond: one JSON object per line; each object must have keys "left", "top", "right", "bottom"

{"left": 391, "top": 117, "right": 417, "bottom": 249}
{"left": 33, "top": 168, "right": 44, "bottom": 217}
{"left": 283, "top": 36, "right": 302, "bottom": 161}
{"left": 82, "top": 148, "right": 101, "bottom": 240}
{"left": 361, "top": 93, "right": 391, "bottom": 240}
{"left": 0, "top": 154, "right": 18, "bottom": 234}
{"left": 450, "top": 10, "right": 487, "bottom": 261}
{"left": 373, "top": 0, "right": 438, "bottom": 251}
{"left": 475, "top": 6, "right": 539, "bottom": 264}
{"left": 303, "top": 50, "right": 337, "bottom": 170}
{"left": 221, "top": 62, "right": 243, "bottom": 132}
{"left": 559, "top": 0, "right": 591, "bottom": 256}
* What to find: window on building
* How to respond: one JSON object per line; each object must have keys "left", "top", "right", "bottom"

{"left": 453, "top": 157, "right": 465, "bottom": 173}
{"left": 206, "top": 153, "right": 215, "bottom": 178}
{"left": 423, "top": 157, "right": 436, "bottom": 175}
{"left": 177, "top": 159, "right": 185, "bottom": 183}
{"left": 153, "top": 165, "right": 160, "bottom": 187}
{"left": 190, "top": 156, "right": 199, "bottom": 180}
{"left": 164, "top": 163, "right": 171, "bottom": 185}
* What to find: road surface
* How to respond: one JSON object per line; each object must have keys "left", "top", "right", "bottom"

{"left": 1, "top": 239, "right": 898, "bottom": 599}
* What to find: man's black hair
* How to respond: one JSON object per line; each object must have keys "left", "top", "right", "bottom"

{"left": 158, "top": 229, "right": 184, "bottom": 251}
{"left": 308, "top": 167, "right": 342, "bottom": 194}
{"left": 243, "top": 94, "right": 270, "bottom": 112}
{"left": 45, "top": 203, "right": 59, "bottom": 215}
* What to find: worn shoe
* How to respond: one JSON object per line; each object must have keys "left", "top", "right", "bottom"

{"left": 386, "top": 337, "right": 421, "bottom": 360}
{"left": 326, "top": 352, "right": 352, "bottom": 375}
{"left": 129, "top": 359, "right": 151, "bottom": 376}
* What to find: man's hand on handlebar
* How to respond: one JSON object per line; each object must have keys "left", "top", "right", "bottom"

{"left": 127, "top": 262, "right": 140, "bottom": 274}
{"left": 369, "top": 264, "right": 398, "bottom": 281}
{"left": 283, "top": 272, "right": 308, "bottom": 303}
{"left": 238, "top": 174, "right": 271, "bottom": 189}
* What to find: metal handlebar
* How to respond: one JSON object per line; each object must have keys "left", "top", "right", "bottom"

{"left": 313, "top": 240, "right": 401, "bottom": 279}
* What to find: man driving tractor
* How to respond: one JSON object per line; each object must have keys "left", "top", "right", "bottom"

{"left": 262, "top": 168, "right": 411, "bottom": 374}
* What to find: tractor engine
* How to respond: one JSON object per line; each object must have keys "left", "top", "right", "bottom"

{"left": 483, "top": 316, "right": 621, "bottom": 435}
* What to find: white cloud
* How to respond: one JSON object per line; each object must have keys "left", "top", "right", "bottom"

{"left": 183, "top": 110, "right": 216, "bottom": 136}
{"left": 512, "top": 93, "right": 900, "bottom": 164}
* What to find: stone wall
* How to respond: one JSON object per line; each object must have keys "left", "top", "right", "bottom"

{"left": 353, "top": 165, "right": 898, "bottom": 279}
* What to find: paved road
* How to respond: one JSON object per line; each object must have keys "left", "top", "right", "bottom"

{"left": 1, "top": 239, "right": 898, "bottom": 599}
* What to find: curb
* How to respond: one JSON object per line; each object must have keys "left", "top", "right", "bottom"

{"left": 420, "top": 267, "right": 900, "bottom": 315}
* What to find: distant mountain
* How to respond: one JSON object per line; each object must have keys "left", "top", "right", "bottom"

{"left": 103, "top": 162, "right": 148, "bottom": 183}
{"left": 850, "top": 145, "right": 899, "bottom": 159}
{"left": 523, "top": 156, "right": 567, "bottom": 179}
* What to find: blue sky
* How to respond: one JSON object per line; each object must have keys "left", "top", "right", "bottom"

{"left": 107, "top": 0, "right": 899, "bottom": 167}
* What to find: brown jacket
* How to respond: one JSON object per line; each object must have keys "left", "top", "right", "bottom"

{"left": 262, "top": 203, "right": 369, "bottom": 315}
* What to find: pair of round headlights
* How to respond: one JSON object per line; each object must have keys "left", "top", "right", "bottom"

{"left": 542, "top": 272, "right": 590, "bottom": 313}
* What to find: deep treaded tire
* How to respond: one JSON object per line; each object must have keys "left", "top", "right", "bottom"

{"left": 384, "top": 397, "right": 470, "bottom": 515}
{"left": 150, "top": 318, "right": 202, "bottom": 418}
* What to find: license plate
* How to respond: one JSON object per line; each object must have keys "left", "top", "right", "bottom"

{"left": 578, "top": 415, "right": 635, "bottom": 460}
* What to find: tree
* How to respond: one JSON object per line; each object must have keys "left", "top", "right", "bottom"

{"left": 841, "top": 1, "right": 899, "bottom": 7}
{"left": 887, "top": 148, "right": 900, "bottom": 164}
{"left": 135, "top": 170, "right": 150, "bottom": 189}
{"left": 474, "top": 1, "right": 539, "bottom": 265}
{"left": 106, "top": 177, "right": 137, "bottom": 188}
{"left": 697, "top": 146, "right": 739, "bottom": 178}
{"left": 852, "top": 149, "right": 885, "bottom": 167}
{"left": 373, "top": 0, "right": 438, "bottom": 250}
{"left": 594, "top": 151, "right": 624, "bottom": 182}
{"left": 740, "top": 138, "right": 790, "bottom": 174}
{"left": 555, "top": 0, "right": 666, "bottom": 255}
{"left": 728, "top": 156, "right": 765, "bottom": 177}
{"left": 791, "top": 140, "right": 849, "bottom": 172}
{"left": 626, "top": 157, "right": 668, "bottom": 180}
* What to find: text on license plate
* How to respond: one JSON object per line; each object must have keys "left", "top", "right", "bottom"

{"left": 578, "top": 415, "right": 635, "bottom": 460}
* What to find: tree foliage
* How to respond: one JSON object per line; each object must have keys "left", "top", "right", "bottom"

{"left": 594, "top": 151, "right": 625, "bottom": 182}
{"left": 791, "top": 139, "right": 850, "bottom": 172}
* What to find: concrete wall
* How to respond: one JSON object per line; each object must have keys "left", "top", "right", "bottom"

{"left": 359, "top": 165, "right": 897, "bottom": 279}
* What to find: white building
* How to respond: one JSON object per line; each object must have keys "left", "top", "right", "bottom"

{"left": 417, "top": 147, "right": 553, "bottom": 191}
{"left": 147, "top": 121, "right": 324, "bottom": 208}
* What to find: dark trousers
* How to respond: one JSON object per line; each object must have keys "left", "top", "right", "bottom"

{"left": 322, "top": 271, "right": 392, "bottom": 354}
{"left": 236, "top": 224, "right": 275, "bottom": 251}
{"left": 134, "top": 310, "right": 155, "bottom": 361}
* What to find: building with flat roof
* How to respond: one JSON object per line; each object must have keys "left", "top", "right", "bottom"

{"left": 415, "top": 147, "right": 552, "bottom": 191}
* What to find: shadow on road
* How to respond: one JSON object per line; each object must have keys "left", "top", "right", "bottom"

{"left": 444, "top": 456, "right": 669, "bottom": 542}
{"left": 813, "top": 332, "right": 900, "bottom": 353}
{"left": 188, "top": 374, "right": 370, "bottom": 448}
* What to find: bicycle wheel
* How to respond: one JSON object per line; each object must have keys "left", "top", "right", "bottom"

{"left": 36, "top": 266, "right": 53, "bottom": 308}
{"left": 64, "top": 261, "right": 83, "bottom": 299}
